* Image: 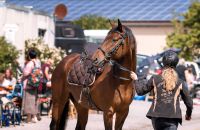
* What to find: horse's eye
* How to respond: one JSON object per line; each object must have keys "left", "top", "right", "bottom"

{"left": 112, "top": 38, "right": 118, "bottom": 43}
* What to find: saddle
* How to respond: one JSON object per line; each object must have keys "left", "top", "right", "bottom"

{"left": 67, "top": 45, "right": 102, "bottom": 111}
{"left": 67, "top": 54, "right": 96, "bottom": 87}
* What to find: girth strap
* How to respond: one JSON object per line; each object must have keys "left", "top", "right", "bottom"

{"left": 79, "top": 87, "right": 102, "bottom": 111}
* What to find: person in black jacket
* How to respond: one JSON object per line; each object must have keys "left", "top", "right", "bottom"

{"left": 131, "top": 50, "right": 193, "bottom": 130}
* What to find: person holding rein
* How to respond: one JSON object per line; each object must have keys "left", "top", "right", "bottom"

{"left": 131, "top": 50, "right": 193, "bottom": 130}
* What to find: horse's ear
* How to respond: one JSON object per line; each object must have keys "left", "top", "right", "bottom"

{"left": 117, "top": 19, "right": 123, "bottom": 32}
{"left": 109, "top": 19, "right": 115, "bottom": 28}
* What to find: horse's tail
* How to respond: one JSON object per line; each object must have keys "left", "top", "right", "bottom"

{"left": 59, "top": 100, "right": 70, "bottom": 130}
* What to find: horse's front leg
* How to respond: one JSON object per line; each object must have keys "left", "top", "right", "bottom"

{"left": 103, "top": 110, "right": 114, "bottom": 130}
{"left": 73, "top": 101, "right": 89, "bottom": 130}
{"left": 114, "top": 108, "right": 129, "bottom": 130}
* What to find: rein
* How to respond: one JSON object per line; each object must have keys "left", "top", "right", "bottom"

{"left": 110, "top": 60, "right": 132, "bottom": 81}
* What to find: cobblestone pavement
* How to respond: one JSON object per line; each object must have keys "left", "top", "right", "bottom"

{"left": 1, "top": 100, "right": 200, "bottom": 130}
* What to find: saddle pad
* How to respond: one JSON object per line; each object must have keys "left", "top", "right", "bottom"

{"left": 67, "top": 58, "right": 96, "bottom": 86}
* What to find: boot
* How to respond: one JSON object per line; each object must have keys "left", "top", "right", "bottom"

{"left": 26, "top": 114, "right": 31, "bottom": 123}
{"left": 36, "top": 113, "right": 41, "bottom": 121}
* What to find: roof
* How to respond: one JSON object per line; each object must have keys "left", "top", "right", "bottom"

{"left": 6, "top": 0, "right": 192, "bottom": 21}
{"left": 84, "top": 30, "right": 109, "bottom": 37}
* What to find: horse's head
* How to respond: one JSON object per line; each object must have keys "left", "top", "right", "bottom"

{"left": 92, "top": 19, "right": 136, "bottom": 70}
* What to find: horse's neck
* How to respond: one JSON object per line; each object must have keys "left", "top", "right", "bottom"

{"left": 115, "top": 53, "right": 133, "bottom": 79}
{"left": 118, "top": 58, "right": 131, "bottom": 70}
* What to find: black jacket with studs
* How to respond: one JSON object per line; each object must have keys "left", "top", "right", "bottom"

{"left": 134, "top": 75, "right": 193, "bottom": 124}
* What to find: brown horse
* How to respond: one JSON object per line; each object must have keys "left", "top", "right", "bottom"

{"left": 50, "top": 19, "right": 137, "bottom": 130}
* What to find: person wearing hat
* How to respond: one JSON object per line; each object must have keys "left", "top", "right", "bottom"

{"left": 130, "top": 50, "right": 193, "bottom": 130}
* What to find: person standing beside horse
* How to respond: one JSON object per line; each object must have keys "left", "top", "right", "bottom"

{"left": 41, "top": 58, "right": 53, "bottom": 95}
{"left": 131, "top": 50, "right": 193, "bottom": 130}
{"left": 41, "top": 58, "right": 53, "bottom": 116}
{"left": 21, "top": 49, "right": 41, "bottom": 123}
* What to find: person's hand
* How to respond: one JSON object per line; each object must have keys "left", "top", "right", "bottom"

{"left": 130, "top": 71, "right": 138, "bottom": 80}
{"left": 185, "top": 115, "right": 191, "bottom": 120}
{"left": 17, "top": 78, "right": 22, "bottom": 83}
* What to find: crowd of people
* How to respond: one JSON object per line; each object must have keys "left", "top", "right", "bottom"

{"left": 0, "top": 48, "right": 53, "bottom": 125}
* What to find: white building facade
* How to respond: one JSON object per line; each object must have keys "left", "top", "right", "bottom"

{"left": 0, "top": 3, "right": 55, "bottom": 64}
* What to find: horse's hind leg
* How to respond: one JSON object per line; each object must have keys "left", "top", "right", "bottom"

{"left": 50, "top": 86, "right": 69, "bottom": 130}
{"left": 103, "top": 110, "right": 114, "bottom": 130}
{"left": 73, "top": 101, "right": 89, "bottom": 130}
{"left": 114, "top": 108, "right": 129, "bottom": 130}
{"left": 50, "top": 95, "right": 69, "bottom": 130}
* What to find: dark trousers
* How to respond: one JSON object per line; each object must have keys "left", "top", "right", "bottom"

{"left": 151, "top": 118, "right": 179, "bottom": 130}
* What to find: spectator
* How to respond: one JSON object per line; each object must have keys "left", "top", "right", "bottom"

{"left": 188, "top": 64, "right": 197, "bottom": 80}
{"left": 21, "top": 49, "right": 41, "bottom": 123}
{"left": 186, "top": 67, "right": 195, "bottom": 92}
{"left": 41, "top": 58, "right": 53, "bottom": 94}
{"left": 2, "top": 68, "right": 16, "bottom": 91}
{"left": 176, "top": 58, "right": 191, "bottom": 91}
{"left": 40, "top": 58, "right": 53, "bottom": 117}
{"left": 176, "top": 58, "right": 188, "bottom": 82}
{"left": 0, "top": 69, "right": 17, "bottom": 106}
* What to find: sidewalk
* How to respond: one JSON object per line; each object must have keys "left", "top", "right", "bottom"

{"left": 1, "top": 101, "right": 200, "bottom": 130}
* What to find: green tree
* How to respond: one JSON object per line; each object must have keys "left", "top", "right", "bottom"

{"left": 73, "top": 15, "right": 111, "bottom": 29}
{"left": 167, "top": 1, "right": 200, "bottom": 60}
{"left": 0, "top": 37, "right": 21, "bottom": 75}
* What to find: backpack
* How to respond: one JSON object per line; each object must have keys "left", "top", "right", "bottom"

{"left": 27, "top": 61, "right": 43, "bottom": 88}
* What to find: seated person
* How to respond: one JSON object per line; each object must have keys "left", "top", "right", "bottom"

{"left": 0, "top": 69, "right": 17, "bottom": 105}
{"left": 2, "top": 68, "right": 16, "bottom": 92}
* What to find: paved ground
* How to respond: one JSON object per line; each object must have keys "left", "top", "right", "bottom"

{"left": 1, "top": 100, "right": 200, "bottom": 130}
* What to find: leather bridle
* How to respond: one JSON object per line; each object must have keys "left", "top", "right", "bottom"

{"left": 93, "top": 31, "right": 127, "bottom": 67}
{"left": 92, "top": 31, "right": 132, "bottom": 81}
{"left": 98, "top": 31, "right": 127, "bottom": 61}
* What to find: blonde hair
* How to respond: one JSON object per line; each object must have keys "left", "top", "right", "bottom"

{"left": 162, "top": 68, "right": 178, "bottom": 91}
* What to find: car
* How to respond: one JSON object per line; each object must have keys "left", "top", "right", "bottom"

{"left": 185, "top": 61, "right": 200, "bottom": 79}
{"left": 136, "top": 54, "right": 161, "bottom": 79}
{"left": 185, "top": 61, "right": 200, "bottom": 98}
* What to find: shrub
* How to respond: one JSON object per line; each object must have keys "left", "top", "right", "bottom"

{"left": 0, "top": 37, "right": 21, "bottom": 75}
{"left": 25, "top": 38, "right": 66, "bottom": 69}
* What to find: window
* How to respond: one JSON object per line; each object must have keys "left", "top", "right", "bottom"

{"left": 38, "top": 28, "right": 46, "bottom": 38}
{"left": 62, "top": 27, "right": 75, "bottom": 38}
